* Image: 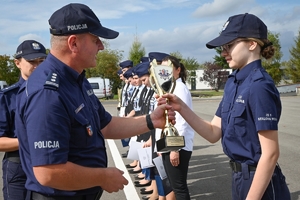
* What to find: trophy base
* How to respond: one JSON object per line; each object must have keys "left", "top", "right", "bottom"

{"left": 156, "top": 136, "right": 185, "bottom": 152}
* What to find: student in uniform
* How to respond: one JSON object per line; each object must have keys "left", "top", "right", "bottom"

{"left": 14, "top": 3, "right": 175, "bottom": 200}
{"left": 158, "top": 13, "right": 291, "bottom": 200}
{"left": 0, "top": 40, "right": 47, "bottom": 200}
{"left": 118, "top": 60, "right": 133, "bottom": 115}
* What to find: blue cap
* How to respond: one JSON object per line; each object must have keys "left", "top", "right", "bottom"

{"left": 148, "top": 52, "right": 169, "bottom": 62}
{"left": 119, "top": 60, "right": 133, "bottom": 69}
{"left": 206, "top": 13, "right": 267, "bottom": 49}
{"left": 14, "top": 40, "right": 47, "bottom": 60}
{"left": 123, "top": 67, "right": 134, "bottom": 79}
{"left": 132, "top": 62, "right": 150, "bottom": 77}
{"left": 140, "top": 57, "right": 149, "bottom": 63}
{"left": 117, "top": 69, "right": 122, "bottom": 75}
{"left": 49, "top": 3, "right": 119, "bottom": 39}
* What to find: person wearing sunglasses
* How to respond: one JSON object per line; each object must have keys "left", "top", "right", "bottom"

{"left": 158, "top": 13, "right": 291, "bottom": 200}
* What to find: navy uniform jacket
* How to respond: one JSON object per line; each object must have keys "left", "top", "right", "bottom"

{"left": 216, "top": 60, "right": 281, "bottom": 166}
{"left": 0, "top": 78, "right": 24, "bottom": 140}
{"left": 15, "top": 53, "right": 112, "bottom": 196}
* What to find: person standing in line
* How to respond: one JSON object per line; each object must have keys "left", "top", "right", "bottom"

{"left": 158, "top": 13, "right": 291, "bottom": 200}
{"left": 116, "top": 69, "right": 124, "bottom": 112}
{"left": 160, "top": 56, "right": 194, "bottom": 200}
{"left": 118, "top": 60, "right": 133, "bottom": 115}
{"left": 0, "top": 40, "right": 47, "bottom": 200}
{"left": 142, "top": 52, "right": 175, "bottom": 200}
{"left": 14, "top": 3, "right": 175, "bottom": 200}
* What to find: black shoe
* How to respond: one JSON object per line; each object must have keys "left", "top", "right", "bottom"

{"left": 141, "top": 196, "right": 150, "bottom": 200}
{"left": 140, "top": 189, "right": 153, "bottom": 195}
{"left": 125, "top": 164, "right": 137, "bottom": 168}
{"left": 128, "top": 169, "right": 142, "bottom": 174}
{"left": 134, "top": 180, "right": 146, "bottom": 184}
{"left": 121, "top": 152, "right": 128, "bottom": 158}
{"left": 134, "top": 175, "right": 144, "bottom": 180}
{"left": 135, "top": 181, "right": 151, "bottom": 187}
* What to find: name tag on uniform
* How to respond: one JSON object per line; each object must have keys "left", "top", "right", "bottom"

{"left": 75, "top": 103, "right": 85, "bottom": 114}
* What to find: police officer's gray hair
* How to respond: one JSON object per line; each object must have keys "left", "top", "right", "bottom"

{"left": 50, "top": 35, "right": 69, "bottom": 50}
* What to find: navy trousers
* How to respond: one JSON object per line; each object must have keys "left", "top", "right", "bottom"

{"left": 2, "top": 159, "right": 27, "bottom": 200}
{"left": 231, "top": 164, "right": 291, "bottom": 200}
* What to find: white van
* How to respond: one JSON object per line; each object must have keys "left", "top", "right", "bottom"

{"left": 87, "top": 77, "right": 112, "bottom": 99}
{"left": 0, "top": 81, "right": 8, "bottom": 90}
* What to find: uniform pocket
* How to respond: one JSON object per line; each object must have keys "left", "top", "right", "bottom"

{"left": 231, "top": 104, "right": 246, "bottom": 137}
{"left": 70, "top": 114, "right": 89, "bottom": 148}
{"left": 221, "top": 102, "right": 231, "bottom": 125}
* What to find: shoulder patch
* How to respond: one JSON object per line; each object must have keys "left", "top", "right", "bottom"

{"left": 2, "top": 84, "right": 19, "bottom": 93}
{"left": 44, "top": 72, "right": 59, "bottom": 90}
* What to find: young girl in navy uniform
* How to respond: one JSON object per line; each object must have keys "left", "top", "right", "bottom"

{"left": 158, "top": 13, "right": 290, "bottom": 200}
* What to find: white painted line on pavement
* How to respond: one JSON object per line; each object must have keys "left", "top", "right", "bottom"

{"left": 107, "top": 139, "right": 140, "bottom": 200}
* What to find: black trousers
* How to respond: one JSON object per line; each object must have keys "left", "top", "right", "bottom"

{"left": 162, "top": 149, "right": 192, "bottom": 200}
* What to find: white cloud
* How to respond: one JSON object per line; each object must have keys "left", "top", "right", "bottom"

{"left": 192, "top": 0, "right": 254, "bottom": 18}
{"left": 0, "top": 0, "right": 299, "bottom": 63}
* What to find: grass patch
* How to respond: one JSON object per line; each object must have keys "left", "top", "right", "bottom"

{"left": 190, "top": 90, "right": 224, "bottom": 98}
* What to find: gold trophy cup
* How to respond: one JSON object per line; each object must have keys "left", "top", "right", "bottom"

{"left": 149, "top": 59, "right": 185, "bottom": 152}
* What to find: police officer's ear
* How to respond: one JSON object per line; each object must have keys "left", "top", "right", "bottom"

{"left": 67, "top": 35, "right": 79, "bottom": 53}
{"left": 14, "top": 58, "right": 21, "bottom": 69}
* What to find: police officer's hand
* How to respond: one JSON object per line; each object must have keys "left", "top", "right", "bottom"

{"left": 151, "top": 104, "right": 176, "bottom": 129}
{"left": 101, "top": 167, "right": 128, "bottom": 193}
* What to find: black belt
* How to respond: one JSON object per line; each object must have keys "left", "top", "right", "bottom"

{"left": 229, "top": 160, "right": 256, "bottom": 172}
{"left": 5, "top": 151, "right": 21, "bottom": 163}
{"left": 31, "top": 190, "right": 103, "bottom": 200}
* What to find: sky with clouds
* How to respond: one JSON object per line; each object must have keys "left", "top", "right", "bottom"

{"left": 0, "top": 0, "right": 299, "bottom": 64}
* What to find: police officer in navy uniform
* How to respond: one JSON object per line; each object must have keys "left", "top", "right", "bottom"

{"left": 0, "top": 40, "right": 46, "bottom": 200}
{"left": 159, "top": 13, "right": 291, "bottom": 200}
{"left": 14, "top": 3, "right": 175, "bottom": 200}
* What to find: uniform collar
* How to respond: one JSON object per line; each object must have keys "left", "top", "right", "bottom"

{"left": 232, "top": 59, "right": 262, "bottom": 82}
{"left": 46, "top": 53, "right": 85, "bottom": 84}
{"left": 176, "top": 77, "right": 183, "bottom": 83}
{"left": 18, "top": 77, "right": 25, "bottom": 85}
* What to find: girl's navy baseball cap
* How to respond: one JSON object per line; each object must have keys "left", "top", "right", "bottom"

{"left": 206, "top": 13, "right": 268, "bottom": 49}
{"left": 14, "top": 40, "right": 47, "bottom": 60}
{"left": 48, "top": 3, "right": 119, "bottom": 39}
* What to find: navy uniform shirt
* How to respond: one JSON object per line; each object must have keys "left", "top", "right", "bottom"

{"left": 0, "top": 78, "right": 24, "bottom": 139}
{"left": 15, "top": 53, "right": 112, "bottom": 196}
{"left": 216, "top": 60, "right": 281, "bottom": 166}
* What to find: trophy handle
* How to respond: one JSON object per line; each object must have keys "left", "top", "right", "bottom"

{"left": 149, "top": 73, "right": 159, "bottom": 95}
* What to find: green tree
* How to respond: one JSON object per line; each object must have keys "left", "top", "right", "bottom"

{"left": 128, "top": 37, "right": 146, "bottom": 66}
{"left": 262, "top": 32, "right": 283, "bottom": 85}
{"left": 0, "top": 55, "right": 19, "bottom": 85}
{"left": 170, "top": 51, "right": 183, "bottom": 60}
{"left": 200, "top": 61, "right": 228, "bottom": 92}
{"left": 86, "top": 41, "right": 123, "bottom": 95}
{"left": 214, "top": 48, "right": 229, "bottom": 69}
{"left": 169, "top": 51, "right": 200, "bottom": 85}
{"left": 284, "top": 29, "right": 300, "bottom": 83}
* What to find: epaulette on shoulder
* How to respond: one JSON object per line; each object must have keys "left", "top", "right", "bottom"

{"left": 2, "top": 84, "right": 19, "bottom": 93}
{"left": 44, "top": 72, "right": 59, "bottom": 90}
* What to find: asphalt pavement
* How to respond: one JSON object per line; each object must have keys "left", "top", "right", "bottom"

{"left": 0, "top": 95, "right": 299, "bottom": 200}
